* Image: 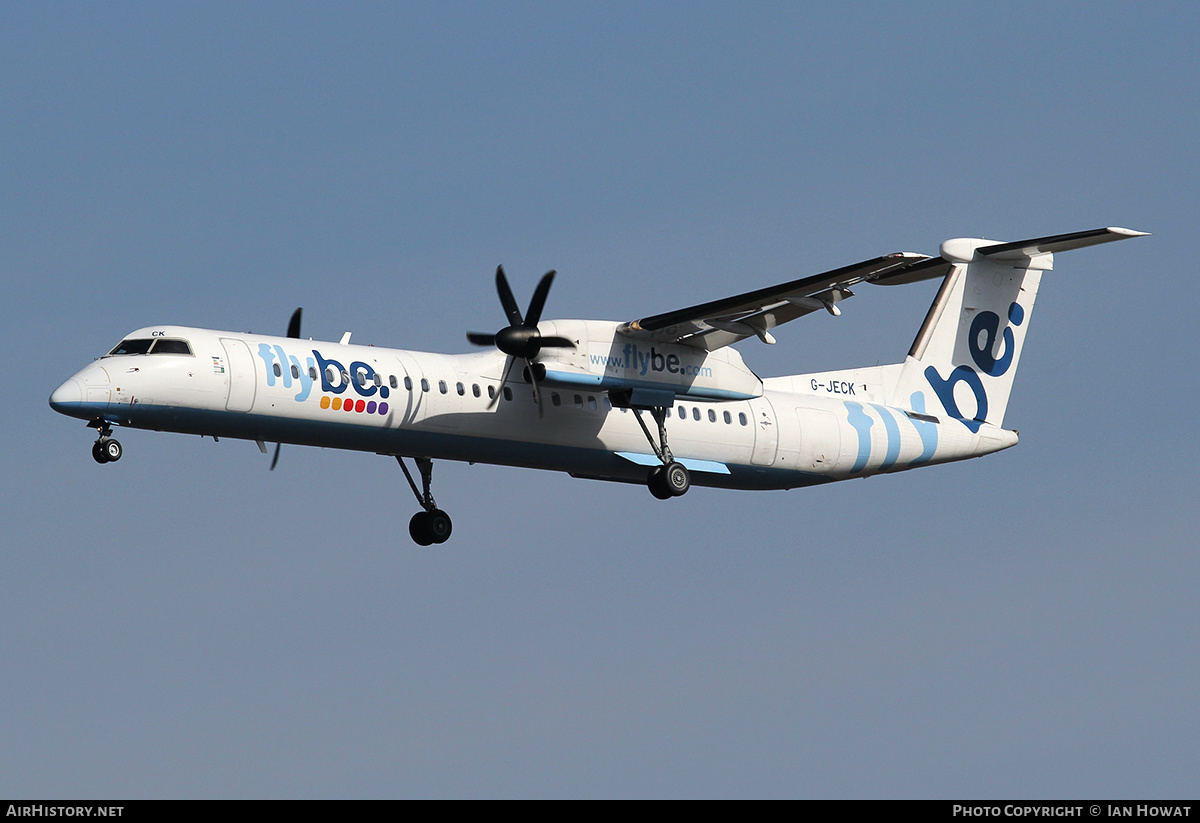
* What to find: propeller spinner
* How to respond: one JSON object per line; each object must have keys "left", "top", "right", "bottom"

{"left": 467, "top": 266, "right": 574, "bottom": 413}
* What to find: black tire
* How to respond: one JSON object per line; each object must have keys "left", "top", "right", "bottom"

{"left": 427, "top": 509, "right": 453, "bottom": 544}
{"left": 92, "top": 441, "right": 109, "bottom": 464}
{"left": 102, "top": 439, "right": 123, "bottom": 463}
{"left": 647, "top": 465, "right": 673, "bottom": 500}
{"left": 409, "top": 512, "right": 434, "bottom": 546}
{"left": 664, "top": 461, "right": 690, "bottom": 497}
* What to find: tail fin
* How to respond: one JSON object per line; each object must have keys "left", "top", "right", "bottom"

{"left": 890, "top": 227, "right": 1147, "bottom": 431}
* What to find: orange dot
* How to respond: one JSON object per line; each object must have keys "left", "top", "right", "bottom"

{"left": 320, "top": 396, "right": 331, "bottom": 409}
{"left": 332, "top": 397, "right": 342, "bottom": 410}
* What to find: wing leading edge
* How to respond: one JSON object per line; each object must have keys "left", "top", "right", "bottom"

{"left": 617, "top": 252, "right": 947, "bottom": 350}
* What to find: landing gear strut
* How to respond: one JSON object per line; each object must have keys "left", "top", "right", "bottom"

{"left": 89, "top": 420, "right": 122, "bottom": 464}
{"left": 395, "top": 456, "right": 452, "bottom": 546}
{"left": 632, "top": 406, "right": 690, "bottom": 500}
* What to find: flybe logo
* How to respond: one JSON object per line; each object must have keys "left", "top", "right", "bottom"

{"left": 589, "top": 344, "right": 713, "bottom": 378}
{"left": 924, "top": 302, "right": 1024, "bottom": 433}
{"left": 256, "top": 344, "right": 392, "bottom": 416}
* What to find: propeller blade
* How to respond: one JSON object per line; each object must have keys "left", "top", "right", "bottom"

{"left": 270, "top": 442, "right": 282, "bottom": 471}
{"left": 537, "top": 336, "right": 576, "bottom": 349}
{"left": 526, "top": 358, "right": 544, "bottom": 417}
{"left": 467, "top": 332, "right": 496, "bottom": 347}
{"left": 488, "top": 355, "right": 515, "bottom": 411}
{"left": 287, "top": 307, "right": 303, "bottom": 339}
{"left": 495, "top": 266, "right": 524, "bottom": 327}
{"left": 524, "top": 270, "right": 557, "bottom": 327}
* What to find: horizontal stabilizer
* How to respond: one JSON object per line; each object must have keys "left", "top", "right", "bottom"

{"left": 972, "top": 226, "right": 1149, "bottom": 260}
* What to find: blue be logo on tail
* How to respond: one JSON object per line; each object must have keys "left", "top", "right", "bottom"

{"left": 925, "top": 302, "right": 1024, "bottom": 433}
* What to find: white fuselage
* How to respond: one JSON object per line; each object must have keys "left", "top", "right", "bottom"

{"left": 49, "top": 322, "right": 1015, "bottom": 490}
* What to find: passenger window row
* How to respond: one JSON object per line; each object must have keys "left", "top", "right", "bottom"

{"left": 307, "top": 367, "right": 750, "bottom": 425}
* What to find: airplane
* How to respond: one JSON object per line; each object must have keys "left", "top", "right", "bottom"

{"left": 49, "top": 227, "right": 1147, "bottom": 545}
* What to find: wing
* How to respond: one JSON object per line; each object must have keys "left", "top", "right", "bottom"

{"left": 617, "top": 252, "right": 950, "bottom": 350}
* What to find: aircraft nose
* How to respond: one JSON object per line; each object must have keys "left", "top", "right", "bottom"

{"left": 48, "top": 378, "right": 83, "bottom": 414}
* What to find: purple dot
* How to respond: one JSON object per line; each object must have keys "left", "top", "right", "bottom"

{"left": 378, "top": 402, "right": 388, "bottom": 415}
{"left": 367, "top": 401, "right": 377, "bottom": 414}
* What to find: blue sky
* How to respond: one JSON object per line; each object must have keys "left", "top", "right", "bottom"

{"left": 3, "top": 2, "right": 1197, "bottom": 798}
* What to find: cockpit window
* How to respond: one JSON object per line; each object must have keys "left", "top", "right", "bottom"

{"left": 106, "top": 338, "right": 154, "bottom": 356}
{"left": 148, "top": 338, "right": 193, "bottom": 355}
{"left": 104, "top": 337, "right": 194, "bottom": 357}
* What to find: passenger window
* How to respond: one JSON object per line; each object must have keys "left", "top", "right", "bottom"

{"left": 309, "top": 367, "right": 318, "bottom": 380}
{"left": 404, "top": 376, "right": 413, "bottom": 391}
{"left": 374, "top": 374, "right": 382, "bottom": 387}
{"left": 503, "top": 386, "right": 512, "bottom": 401}
{"left": 574, "top": 394, "right": 583, "bottom": 408}
{"left": 472, "top": 384, "right": 481, "bottom": 397}
{"left": 390, "top": 375, "right": 398, "bottom": 389}
{"left": 739, "top": 412, "right": 748, "bottom": 426}
{"left": 273, "top": 363, "right": 282, "bottom": 377}
{"left": 692, "top": 408, "right": 701, "bottom": 421}
{"left": 487, "top": 385, "right": 496, "bottom": 400}
{"left": 677, "top": 405, "right": 686, "bottom": 418}
{"left": 708, "top": 409, "right": 716, "bottom": 423}
{"left": 551, "top": 393, "right": 561, "bottom": 407}
{"left": 454, "top": 382, "right": 463, "bottom": 396}
{"left": 723, "top": 411, "right": 732, "bottom": 424}
{"left": 438, "top": 380, "right": 447, "bottom": 394}
{"left": 420, "top": 378, "right": 429, "bottom": 392}
{"left": 291, "top": 364, "right": 300, "bottom": 380}
{"left": 326, "top": 367, "right": 337, "bottom": 384}
{"left": 588, "top": 396, "right": 597, "bottom": 410}
{"left": 340, "top": 369, "right": 349, "bottom": 384}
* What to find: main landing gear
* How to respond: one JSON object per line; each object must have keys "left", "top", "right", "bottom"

{"left": 89, "top": 420, "right": 123, "bottom": 464}
{"left": 632, "top": 405, "right": 690, "bottom": 500}
{"left": 395, "top": 456, "right": 452, "bottom": 546}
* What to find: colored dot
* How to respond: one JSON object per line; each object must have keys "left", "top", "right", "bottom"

{"left": 332, "top": 397, "right": 342, "bottom": 410}
{"left": 367, "top": 401, "right": 377, "bottom": 414}
{"left": 378, "top": 402, "right": 388, "bottom": 415}
{"left": 345, "top": 401, "right": 355, "bottom": 413}
{"left": 355, "top": 399, "right": 366, "bottom": 413}
{"left": 379, "top": 386, "right": 389, "bottom": 399}
{"left": 320, "top": 396, "right": 330, "bottom": 409}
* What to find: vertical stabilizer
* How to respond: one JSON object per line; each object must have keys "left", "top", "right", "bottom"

{"left": 891, "top": 227, "right": 1147, "bottom": 431}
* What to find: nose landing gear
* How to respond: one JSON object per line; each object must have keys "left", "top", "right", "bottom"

{"left": 89, "top": 420, "right": 122, "bottom": 464}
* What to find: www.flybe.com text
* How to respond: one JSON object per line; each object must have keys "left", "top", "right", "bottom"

{"left": 590, "top": 344, "right": 712, "bottom": 378}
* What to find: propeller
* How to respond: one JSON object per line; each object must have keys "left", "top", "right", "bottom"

{"left": 467, "top": 266, "right": 574, "bottom": 414}
{"left": 271, "top": 307, "right": 303, "bottom": 471}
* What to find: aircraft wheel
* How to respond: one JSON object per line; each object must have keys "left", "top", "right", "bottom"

{"left": 92, "top": 441, "right": 109, "bottom": 464}
{"left": 427, "top": 509, "right": 452, "bottom": 544}
{"left": 647, "top": 466, "right": 673, "bottom": 500}
{"left": 664, "top": 461, "right": 690, "bottom": 497}
{"left": 102, "top": 439, "right": 123, "bottom": 463}
{"left": 409, "top": 512, "right": 435, "bottom": 546}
